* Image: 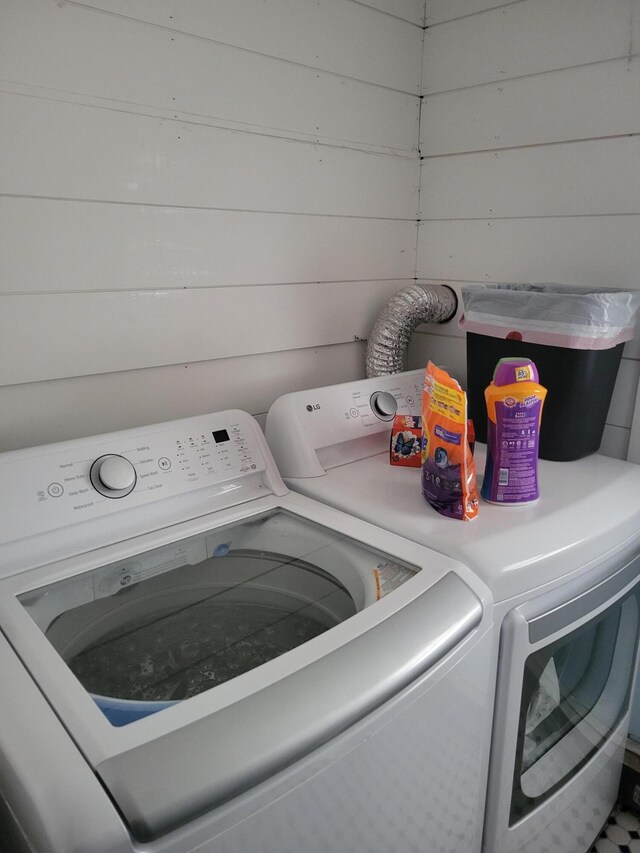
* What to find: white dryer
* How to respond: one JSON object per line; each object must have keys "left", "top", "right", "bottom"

{"left": 0, "top": 409, "right": 494, "bottom": 853}
{"left": 266, "top": 370, "right": 640, "bottom": 853}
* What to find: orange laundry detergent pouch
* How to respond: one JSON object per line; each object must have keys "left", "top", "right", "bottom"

{"left": 421, "top": 361, "right": 479, "bottom": 521}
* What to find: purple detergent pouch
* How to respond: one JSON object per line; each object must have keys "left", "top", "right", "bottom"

{"left": 481, "top": 358, "right": 547, "bottom": 505}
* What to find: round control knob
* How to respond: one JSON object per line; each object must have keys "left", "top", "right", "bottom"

{"left": 370, "top": 391, "right": 398, "bottom": 421}
{"left": 90, "top": 454, "right": 137, "bottom": 498}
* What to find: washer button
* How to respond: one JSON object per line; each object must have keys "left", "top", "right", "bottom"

{"left": 47, "top": 483, "right": 64, "bottom": 498}
{"left": 158, "top": 457, "right": 171, "bottom": 470}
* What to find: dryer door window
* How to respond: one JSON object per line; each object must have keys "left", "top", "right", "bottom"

{"left": 18, "top": 509, "right": 418, "bottom": 726}
{"left": 510, "top": 589, "right": 639, "bottom": 823}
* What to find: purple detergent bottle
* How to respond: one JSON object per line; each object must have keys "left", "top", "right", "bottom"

{"left": 481, "top": 358, "right": 547, "bottom": 505}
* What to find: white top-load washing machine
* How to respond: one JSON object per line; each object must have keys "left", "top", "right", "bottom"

{"left": 0, "top": 409, "right": 494, "bottom": 853}
{"left": 266, "top": 370, "right": 640, "bottom": 853}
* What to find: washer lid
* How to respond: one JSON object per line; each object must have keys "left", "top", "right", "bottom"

{"left": 97, "top": 570, "right": 479, "bottom": 840}
{"left": 25, "top": 508, "right": 417, "bottom": 720}
{"left": 0, "top": 498, "right": 486, "bottom": 840}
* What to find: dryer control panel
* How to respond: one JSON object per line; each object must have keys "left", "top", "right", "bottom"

{"left": 0, "top": 410, "right": 284, "bottom": 552}
{"left": 265, "top": 370, "right": 424, "bottom": 478}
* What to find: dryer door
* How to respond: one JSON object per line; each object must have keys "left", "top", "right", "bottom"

{"left": 485, "top": 552, "right": 640, "bottom": 853}
{"left": 514, "top": 590, "right": 638, "bottom": 817}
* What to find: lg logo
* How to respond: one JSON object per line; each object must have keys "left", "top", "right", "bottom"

{"left": 306, "top": 403, "right": 321, "bottom": 412}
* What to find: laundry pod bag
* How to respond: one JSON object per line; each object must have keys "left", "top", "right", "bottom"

{"left": 460, "top": 284, "right": 640, "bottom": 460}
{"left": 421, "top": 362, "right": 479, "bottom": 520}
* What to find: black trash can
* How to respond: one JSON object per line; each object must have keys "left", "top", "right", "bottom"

{"left": 460, "top": 285, "right": 639, "bottom": 462}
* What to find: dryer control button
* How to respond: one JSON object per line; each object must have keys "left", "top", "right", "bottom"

{"left": 370, "top": 391, "right": 398, "bottom": 421}
{"left": 90, "top": 455, "right": 137, "bottom": 498}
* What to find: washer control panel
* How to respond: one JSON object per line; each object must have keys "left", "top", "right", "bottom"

{"left": 0, "top": 410, "right": 269, "bottom": 547}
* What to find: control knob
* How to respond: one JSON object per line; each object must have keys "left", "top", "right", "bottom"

{"left": 90, "top": 454, "right": 137, "bottom": 498}
{"left": 369, "top": 391, "right": 398, "bottom": 421}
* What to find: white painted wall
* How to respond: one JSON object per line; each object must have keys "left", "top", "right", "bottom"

{"left": 412, "top": 0, "right": 640, "bottom": 462}
{"left": 0, "top": 0, "right": 424, "bottom": 449}
{"left": 4, "top": 0, "right": 638, "bottom": 461}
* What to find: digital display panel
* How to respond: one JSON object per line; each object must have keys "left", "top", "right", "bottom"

{"left": 212, "top": 429, "right": 230, "bottom": 444}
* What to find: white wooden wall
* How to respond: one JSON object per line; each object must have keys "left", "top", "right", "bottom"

{"left": 3, "top": 0, "right": 639, "bottom": 459}
{"left": 0, "top": 0, "right": 424, "bottom": 450}
{"left": 411, "top": 0, "right": 640, "bottom": 461}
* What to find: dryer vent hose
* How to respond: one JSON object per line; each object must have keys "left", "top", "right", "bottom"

{"left": 365, "top": 284, "right": 458, "bottom": 377}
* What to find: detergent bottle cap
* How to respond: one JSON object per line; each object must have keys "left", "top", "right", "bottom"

{"left": 492, "top": 357, "right": 539, "bottom": 386}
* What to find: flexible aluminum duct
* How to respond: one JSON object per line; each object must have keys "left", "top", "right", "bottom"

{"left": 365, "top": 284, "right": 458, "bottom": 377}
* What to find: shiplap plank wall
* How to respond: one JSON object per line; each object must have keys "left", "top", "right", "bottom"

{"left": 414, "top": 0, "right": 640, "bottom": 461}
{"left": 423, "top": 0, "right": 638, "bottom": 94}
{"left": 359, "top": 0, "right": 424, "bottom": 24}
{"left": 70, "top": 0, "right": 424, "bottom": 92}
{"left": 0, "top": 343, "right": 368, "bottom": 450}
{"left": 1, "top": 201, "right": 416, "bottom": 294}
{"left": 1, "top": 95, "right": 418, "bottom": 218}
{"left": 1, "top": 2, "right": 420, "bottom": 153}
{"left": 0, "top": 281, "right": 411, "bottom": 387}
{"left": 0, "top": 0, "right": 423, "bottom": 450}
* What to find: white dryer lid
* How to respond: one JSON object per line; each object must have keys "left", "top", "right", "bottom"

{"left": 285, "top": 446, "right": 640, "bottom": 602}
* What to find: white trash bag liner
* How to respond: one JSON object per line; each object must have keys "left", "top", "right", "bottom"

{"left": 459, "top": 284, "right": 640, "bottom": 350}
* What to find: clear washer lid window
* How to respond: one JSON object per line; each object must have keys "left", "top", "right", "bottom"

{"left": 19, "top": 509, "right": 418, "bottom": 726}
